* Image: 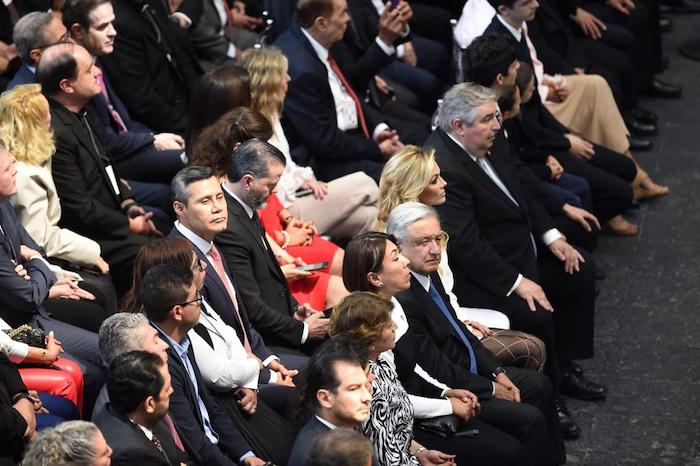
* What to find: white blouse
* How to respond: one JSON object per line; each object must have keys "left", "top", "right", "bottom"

{"left": 189, "top": 299, "right": 260, "bottom": 391}
{"left": 0, "top": 318, "right": 29, "bottom": 364}
{"left": 267, "top": 118, "right": 315, "bottom": 209}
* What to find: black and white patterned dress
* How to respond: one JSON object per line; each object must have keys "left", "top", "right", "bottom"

{"left": 362, "top": 352, "right": 420, "bottom": 466}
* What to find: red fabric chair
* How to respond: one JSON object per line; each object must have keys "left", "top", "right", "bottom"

{"left": 19, "top": 358, "right": 84, "bottom": 415}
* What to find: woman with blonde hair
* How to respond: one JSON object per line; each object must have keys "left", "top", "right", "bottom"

{"left": 241, "top": 46, "right": 379, "bottom": 239}
{"left": 0, "top": 84, "right": 116, "bottom": 318}
{"left": 374, "top": 146, "right": 547, "bottom": 370}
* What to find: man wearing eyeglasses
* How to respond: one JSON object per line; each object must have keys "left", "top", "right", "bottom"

{"left": 141, "top": 261, "right": 270, "bottom": 466}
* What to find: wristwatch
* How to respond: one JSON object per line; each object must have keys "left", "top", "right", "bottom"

{"left": 492, "top": 366, "right": 507, "bottom": 380}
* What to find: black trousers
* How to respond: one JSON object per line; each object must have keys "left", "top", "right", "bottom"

{"left": 98, "top": 233, "right": 153, "bottom": 298}
{"left": 477, "top": 367, "right": 566, "bottom": 466}
{"left": 555, "top": 144, "right": 636, "bottom": 224}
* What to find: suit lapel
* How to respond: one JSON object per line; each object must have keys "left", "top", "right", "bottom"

{"left": 409, "top": 276, "right": 462, "bottom": 344}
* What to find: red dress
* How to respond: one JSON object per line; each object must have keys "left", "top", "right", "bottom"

{"left": 258, "top": 194, "right": 338, "bottom": 310}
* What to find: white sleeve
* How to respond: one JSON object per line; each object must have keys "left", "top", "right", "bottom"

{"left": 0, "top": 331, "right": 29, "bottom": 364}
{"left": 188, "top": 330, "right": 260, "bottom": 390}
{"left": 409, "top": 394, "right": 453, "bottom": 419}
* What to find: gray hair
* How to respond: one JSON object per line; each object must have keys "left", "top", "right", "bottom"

{"left": 437, "top": 82, "right": 496, "bottom": 133}
{"left": 21, "top": 421, "right": 101, "bottom": 466}
{"left": 226, "top": 139, "right": 286, "bottom": 182}
{"left": 386, "top": 202, "right": 439, "bottom": 244}
{"left": 171, "top": 165, "right": 215, "bottom": 203}
{"left": 98, "top": 312, "right": 149, "bottom": 366}
{"left": 13, "top": 12, "right": 54, "bottom": 65}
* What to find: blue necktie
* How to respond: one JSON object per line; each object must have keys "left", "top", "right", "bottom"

{"left": 428, "top": 282, "right": 477, "bottom": 374}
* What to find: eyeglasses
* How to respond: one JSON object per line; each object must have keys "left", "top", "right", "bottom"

{"left": 178, "top": 291, "right": 203, "bottom": 308}
{"left": 192, "top": 258, "right": 207, "bottom": 272}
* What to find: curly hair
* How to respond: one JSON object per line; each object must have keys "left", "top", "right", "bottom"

{"left": 188, "top": 107, "right": 273, "bottom": 178}
{"left": 373, "top": 145, "right": 436, "bottom": 232}
{"left": 329, "top": 291, "right": 394, "bottom": 348}
{"left": 240, "top": 47, "right": 288, "bottom": 123}
{"left": 0, "top": 84, "right": 56, "bottom": 166}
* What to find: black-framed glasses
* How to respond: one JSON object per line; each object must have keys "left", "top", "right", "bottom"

{"left": 178, "top": 291, "right": 203, "bottom": 308}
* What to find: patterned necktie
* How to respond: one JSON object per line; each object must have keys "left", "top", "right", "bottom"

{"left": 428, "top": 282, "right": 477, "bottom": 374}
{"left": 208, "top": 246, "right": 252, "bottom": 354}
{"left": 93, "top": 62, "right": 128, "bottom": 133}
{"left": 327, "top": 54, "right": 370, "bottom": 138}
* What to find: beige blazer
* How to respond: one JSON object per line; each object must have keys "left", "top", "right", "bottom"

{"left": 10, "top": 161, "right": 101, "bottom": 268}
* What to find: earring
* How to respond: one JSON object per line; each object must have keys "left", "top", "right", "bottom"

{"left": 378, "top": 283, "right": 384, "bottom": 288}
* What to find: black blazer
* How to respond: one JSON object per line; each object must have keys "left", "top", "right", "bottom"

{"left": 0, "top": 201, "right": 56, "bottom": 328}
{"left": 213, "top": 191, "right": 304, "bottom": 349}
{"left": 157, "top": 327, "right": 251, "bottom": 465}
{"left": 86, "top": 60, "right": 156, "bottom": 164}
{"left": 287, "top": 416, "right": 330, "bottom": 466}
{"left": 0, "top": 354, "right": 29, "bottom": 463}
{"left": 95, "top": 404, "right": 193, "bottom": 466}
{"left": 425, "top": 128, "right": 550, "bottom": 300}
{"left": 100, "top": 0, "right": 201, "bottom": 134}
{"left": 274, "top": 25, "right": 385, "bottom": 172}
{"left": 394, "top": 274, "right": 499, "bottom": 400}
{"left": 48, "top": 98, "right": 133, "bottom": 243}
{"left": 168, "top": 227, "right": 274, "bottom": 381}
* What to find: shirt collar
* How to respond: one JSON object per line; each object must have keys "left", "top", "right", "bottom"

{"left": 175, "top": 221, "right": 213, "bottom": 256}
{"left": 496, "top": 14, "right": 522, "bottom": 42}
{"left": 315, "top": 415, "right": 338, "bottom": 430}
{"left": 301, "top": 27, "right": 329, "bottom": 63}
{"left": 222, "top": 182, "right": 255, "bottom": 219}
{"left": 152, "top": 322, "right": 189, "bottom": 358}
{"left": 129, "top": 419, "right": 154, "bottom": 441}
{"left": 410, "top": 270, "right": 431, "bottom": 292}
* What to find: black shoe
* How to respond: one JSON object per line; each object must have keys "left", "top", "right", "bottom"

{"left": 629, "top": 118, "right": 657, "bottom": 136}
{"left": 660, "top": 16, "right": 673, "bottom": 32}
{"left": 641, "top": 79, "right": 682, "bottom": 98}
{"left": 555, "top": 397, "right": 581, "bottom": 440}
{"left": 629, "top": 137, "right": 653, "bottom": 152}
{"left": 631, "top": 107, "right": 658, "bottom": 125}
{"left": 560, "top": 367, "right": 608, "bottom": 401}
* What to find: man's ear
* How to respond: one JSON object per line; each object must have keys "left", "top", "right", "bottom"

{"left": 173, "top": 200, "right": 186, "bottom": 217}
{"left": 169, "top": 305, "right": 183, "bottom": 323}
{"left": 496, "top": 5, "right": 510, "bottom": 16}
{"left": 29, "top": 48, "right": 42, "bottom": 66}
{"left": 495, "top": 72, "right": 505, "bottom": 86}
{"left": 70, "top": 24, "right": 86, "bottom": 42}
{"left": 58, "top": 78, "right": 73, "bottom": 94}
{"left": 316, "top": 389, "right": 333, "bottom": 409}
{"left": 143, "top": 395, "right": 156, "bottom": 414}
{"left": 241, "top": 173, "right": 255, "bottom": 190}
{"left": 451, "top": 118, "right": 466, "bottom": 136}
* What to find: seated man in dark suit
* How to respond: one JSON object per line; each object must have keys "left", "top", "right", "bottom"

{"left": 288, "top": 337, "right": 372, "bottom": 466}
{"left": 140, "top": 262, "right": 270, "bottom": 466}
{"left": 100, "top": 0, "right": 202, "bottom": 134}
{"left": 215, "top": 140, "right": 330, "bottom": 352}
{"left": 36, "top": 42, "right": 166, "bottom": 296}
{"left": 388, "top": 202, "right": 566, "bottom": 462}
{"left": 63, "top": 0, "right": 186, "bottom": 185}
{"left": 7, "top": 11, "right": 67, "bottom": 91}
{"left": 425, "top": 83, "right": 606, "bottom": 435}
{"left": 97, "top": 350, "right": 192, "bottom": 465}
{"left": 274, "top": 0, "right": 404, "bottom": 183}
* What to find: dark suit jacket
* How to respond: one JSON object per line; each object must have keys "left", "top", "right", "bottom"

{"left": 86, "top": 60, "right": 155, "bottom": 164}
{"left": 287, "top": 416, "right": 330, "bottom": 466}
{"left": 214, "top": 192, "right": 304, "bottom": 349}
{"left": 483, "top": 16, "right": 572, "bottom": 154}
{"left": 188, "top": 0, "right": 235, "bottom": 71}
{"left": 425, "top": 129, "right": 551, "bottom": 301}
{"left": 156, "top": 327, "right": 251, "bottom": 465}
{"left": 48, "top": 98, "right": 133, "bottom": 243}
{"left": 168, "top": 227, "right": 274, "bottom": 382}
{"left": 5, "top": 64, "right": 34, "bottom": 91}
{"left": 274, "top": 25, "right": 385, "bottom": 175}
{"left": 0, "top": 201, "right": 56, "bottom": 328}
{"left": 0, "top": 354, "right": 29, "bottom": 463}
{"left": 100, "top": 0, "right": 201, "bottom": 134}
{"left": 394, "top": 274, "right": 499, "bottom": 400}
{"left": 95, "top": 404, "right": 192, "bottom": 466}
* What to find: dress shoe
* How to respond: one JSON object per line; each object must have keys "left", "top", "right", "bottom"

{"left": 629, "top": 137, "right": 653, "bottom": 152}
{"left": 555, "top": 397, "right": 581, "bottom": 440}
{"left": 560, "top": 368, "right": 608, "bottom": 401}
{"left": 660, "top": 16, "right": 673, "bottom": 32}
{"left": 631, "top": 107, "right": 658, "bottom": 125}
{"left": 641, "top": 79, "right": 682, "bottom": 98}
{"left": 629, "top": 118, "right": 657, "bottom": 136}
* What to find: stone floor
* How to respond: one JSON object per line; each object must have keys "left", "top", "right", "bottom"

{"left": 562, "top": 11, "right": 700, "bottom": 466}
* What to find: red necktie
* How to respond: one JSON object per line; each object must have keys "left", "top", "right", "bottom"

{"left": 208, "top": 245, "right": 252, "bottom": 354}
{"left": 327, "top": 54, "right": 370, "bottom": 139}
{"left": 163, "top": 414, "right": 185, "bottom": 452}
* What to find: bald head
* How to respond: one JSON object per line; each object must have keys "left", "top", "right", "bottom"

{"left": 37, "top": 43, "right": 101, "bottom": 108}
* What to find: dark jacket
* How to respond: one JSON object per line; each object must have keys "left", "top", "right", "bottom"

{"left": 214, "top": 192, "right": 304, "bottom": 349}
{"left": 0, "top": 354, "right": 29, "bottom": 464}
